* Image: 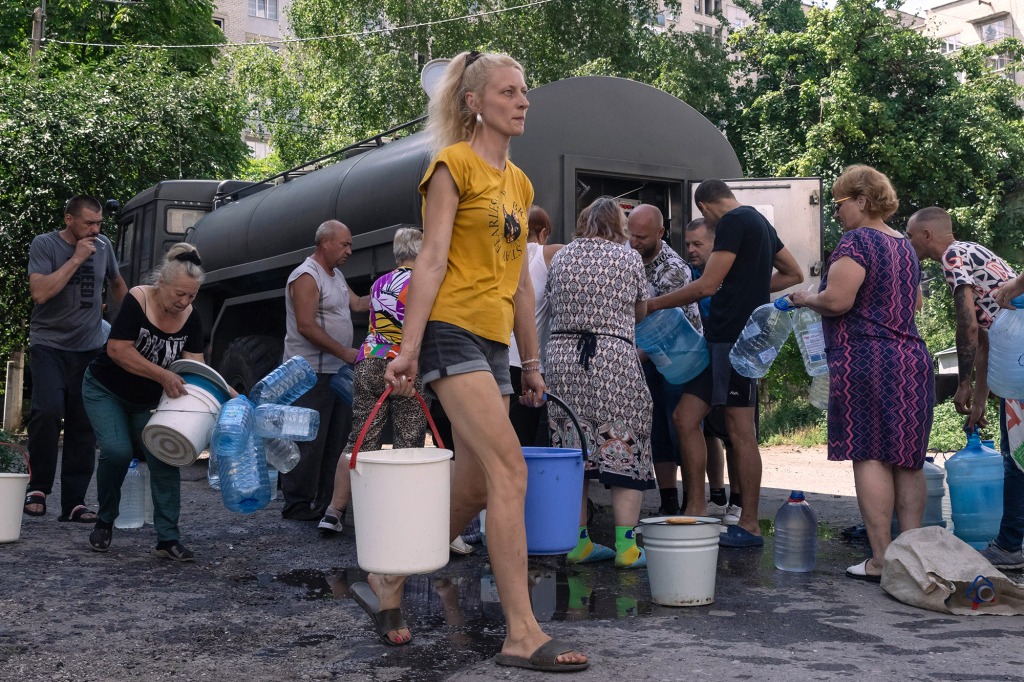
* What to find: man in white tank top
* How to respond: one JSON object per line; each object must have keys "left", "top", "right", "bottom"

{"left": 281, "top": 220, "right": 369, "bottom": 521}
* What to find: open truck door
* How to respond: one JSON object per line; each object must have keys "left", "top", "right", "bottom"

{"left": 690, "top": 178, "right": 824, "bottom": 297}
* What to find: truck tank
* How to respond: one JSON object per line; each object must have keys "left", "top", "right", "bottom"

{"left": 184, "top": 75, "right": 745, "bottom": 389}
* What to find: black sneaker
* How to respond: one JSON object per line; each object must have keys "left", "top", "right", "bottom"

{"left": 89, "top": 526, "right": 112, "bottom": 552}
{"left": 154, "top": 541, "right": 195, "bottom": 562}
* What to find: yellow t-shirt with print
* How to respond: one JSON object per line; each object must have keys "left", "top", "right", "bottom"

{"left": 419, "top": 141, "right": 534, "bottom": 344}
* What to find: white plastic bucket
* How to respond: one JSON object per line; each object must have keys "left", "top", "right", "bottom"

{"left": 0, "top": 474, "right": 30, "bottom": 543}
{"left": 347, "top": 447, "right": 454, "bottom": 574}
{"left": 142, "top": 384, "right": 223, "bottom": 467}
{"left": 638, "top": 516, "right": 722, "bottom": 606}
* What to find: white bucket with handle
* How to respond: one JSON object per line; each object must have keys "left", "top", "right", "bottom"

{"left": 347, "top": 386, "right": 453, "bottom": 575}
{"left": 142, "top": 361, "right": 232, "bottom": 467}
{"left": 637, "top": 516, "right": 722, "bottom": 606}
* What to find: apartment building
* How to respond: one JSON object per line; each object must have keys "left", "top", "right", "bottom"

{"left": 917, "top": 0, "right": 1021, "bottom": 82}
{"left": 655, "top": 0, "right": 754, "bottom": 39}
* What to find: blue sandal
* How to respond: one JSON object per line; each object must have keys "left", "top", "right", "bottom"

{"left": 719, "top": 525, "right": 764, "bottom": 548}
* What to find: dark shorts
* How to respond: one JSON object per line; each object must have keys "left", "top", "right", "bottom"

{"left": 419, "top": 321, "right": 513, "bottom": 400}
{"left": 681, "top": 341, "right": 757, "bottom": 408}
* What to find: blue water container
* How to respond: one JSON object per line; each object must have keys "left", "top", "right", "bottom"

{"left": 211, "top": 396, "right": 254, "bottom": 454}
{"left": 219, "top": 432, "right": 271, "bottom": 514}
{"left": 330, "top": 363, "right": 355, "bottom": 406}
{"left": 773, "top": 491, "right": 818, "bottom": 572}
{"left": 523, "top": 447, "right": 585, "bottom": 555}
{"left": 635, "top": 308, "right": 708, "bottom": 385}
{"left": 987, "top": 294, "right": 1024, "bottom": 400}
{"left": 253, "top": 404, "right": 320, "bottom": 441}
{"left": 946, "top": 430, "right": 1004, "bottom": 549}
{"left": 249, "top": 356, "right": 318, "bottom": 406}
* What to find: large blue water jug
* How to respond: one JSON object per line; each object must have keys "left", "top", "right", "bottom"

{"left": 218, "top": 432, "right": 271, "bottom": 514}
{"left": 635, "top": 308, "right": 708, "bottom": 385}
{"left": 946, "top": 430, "right": 1003, "bottom": 549}
{"left": 773, "top": 491, "right": 817, "bottom": 572}
{"left": 211, "top": 396, "right": 254, "bottom": 454}
{"left": 987, "top": 294, "right": 1024, "bottom": 400}
{"left": 249, "top": 355, "right": 317, "bottom": 406}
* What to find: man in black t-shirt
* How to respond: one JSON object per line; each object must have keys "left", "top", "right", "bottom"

{"left": 648, "top": 180, "right": 803, "bottom": 548}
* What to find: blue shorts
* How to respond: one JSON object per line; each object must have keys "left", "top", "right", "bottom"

{"left": 419, "top": 321, "right": 513, "bottom": 400}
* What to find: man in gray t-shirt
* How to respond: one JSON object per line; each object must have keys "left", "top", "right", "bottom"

{"left": 24, "top": 195, "right": 127, "bottom": 522}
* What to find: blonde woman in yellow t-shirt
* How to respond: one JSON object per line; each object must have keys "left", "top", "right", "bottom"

{"left": 347, "top": 52, "right": 588, "bottom": 673}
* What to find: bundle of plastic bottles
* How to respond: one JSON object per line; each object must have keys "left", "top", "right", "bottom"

{"left": 210, "top": 356, "right": 320, "bottom": 513}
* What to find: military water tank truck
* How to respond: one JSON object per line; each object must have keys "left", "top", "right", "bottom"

{"left": 114, "top": 75, "right": 823, "bottom": 393}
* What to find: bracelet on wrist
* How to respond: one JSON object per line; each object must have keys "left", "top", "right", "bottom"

{"left": 522, "top": 367, "right": 541, "bottom": 373}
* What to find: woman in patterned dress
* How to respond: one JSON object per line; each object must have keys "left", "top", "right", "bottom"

{"left": 791, "top": 165, "right": 934, "bottom": 583}
{"left": 546, "top": 196, "right": 654, "bottom": 569}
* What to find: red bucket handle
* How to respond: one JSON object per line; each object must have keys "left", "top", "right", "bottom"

{"left": 1, "top": 442, "right": 30, "bottom": 478}
{"left": 348, "top": 385, "right": 446, "bottom": 470}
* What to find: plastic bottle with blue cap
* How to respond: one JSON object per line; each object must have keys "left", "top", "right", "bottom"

{"left": 773, "top": 491, "right": 818, "bottom": 572}
{"left": 729, "top": 301, "right": 794, "bottom": 378}
{"left": 946, "top": 428, "right": 1003, "bottom": 549}
{"left": 774, "top": 295, "right": 829, "bottom": 377}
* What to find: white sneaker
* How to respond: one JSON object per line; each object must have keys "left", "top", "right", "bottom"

{"left": 707, "top": 502, "right": 729, "bottom": 517}
{"left": 723, "top": 505, "right": 741, "bottom": 526}
{"left": 450, "top": 536, "right": 475, "bottom": 555}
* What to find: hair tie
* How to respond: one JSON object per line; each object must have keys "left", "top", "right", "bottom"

{"left": 174, "top": 250, "right": 202, "bottom": 267}
{"left": 465, "top": 50, "right": 482, "bottom": 67}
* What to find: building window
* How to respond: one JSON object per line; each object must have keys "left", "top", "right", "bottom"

{"left": 939, "top": 35, "right": 960, "bottom": 54}
{"left": 248, "top": 0, "right": 278, "bottom": 20}
{"left": 213, "top": 17, "right": 224, "bottom": 31}
{"left": 979, "top": 18, "right": 1009, "bottom": 43}
{"left": 655, "top": 12, "right": 666, "bottom": 26}
{"left": 695, "top": 0, "right": 722, "bottom": 15}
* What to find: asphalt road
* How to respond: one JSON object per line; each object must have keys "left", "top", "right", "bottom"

{"left": 1, "top": 447, "right": 1021, "bottom": 682}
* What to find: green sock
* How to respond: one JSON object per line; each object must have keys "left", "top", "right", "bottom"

{"left": 615, "top": 526, "right": 641, "bottom": 565}
{"left": 566, "top": 526, "right": 593, "bottom": 563}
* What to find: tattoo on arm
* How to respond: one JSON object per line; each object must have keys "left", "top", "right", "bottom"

{"left": 954, "top": 285, "right": 977, "bottom": 384}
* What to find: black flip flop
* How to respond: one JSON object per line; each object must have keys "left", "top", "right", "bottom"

{"left": 58, "top": 505, "right": 98, "bottom": 523}
{"left": 24, "top": 491, "right": 46, "bottom": 517}
{"left": 349, "top": 582, "right": 411, "bottom": 646}
{"left": 494, "top": 639, "right": 590, "bottom": 673}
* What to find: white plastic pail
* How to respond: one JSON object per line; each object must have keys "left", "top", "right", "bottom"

{"left": 142, "top": 385, "right": 222, "bottom": 467}
{"left": 638, "top": 516, "right": 721, "bottom": 606}
{"left": 0, "top": 473, "right": 30, "bottom": 543}
{"left": 347, "top": 447, "right": 454, "bottom": 574}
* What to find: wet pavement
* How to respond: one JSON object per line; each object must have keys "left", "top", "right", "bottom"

{"left": 2, "top": 450, "right": 1023, "bottom": 681}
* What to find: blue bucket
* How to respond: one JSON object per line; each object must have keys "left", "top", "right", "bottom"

{"left": 523, "top": 393, "right": 587, "bottom": 555}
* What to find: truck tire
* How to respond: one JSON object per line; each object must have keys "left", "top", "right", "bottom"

{"left": 219, "top": 335, "right": 284, "bottom": 395}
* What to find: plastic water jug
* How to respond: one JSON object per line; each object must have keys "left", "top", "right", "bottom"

{"left": 808, "top": 372, "right": 829, "bottom": 410}
{"left": 264, "top": 437, "right": 301, "bottom": 473}
{"left": 211, "top": 396, "right": 254, "bottom": 455}
{"left": 775, "top": 297, "right": 828, "bottom": 377}
{"left": 138, "top": 461, "right": 153, "bottom": 525}
{"left": 249, "top": 356, "right": 317, "bottom": 406}
{"left": 634, "top": 307, "right": 708, "bottom": 385}
{"left": 218, "top": 432, "right": 272, "bottom": 514}
{"left": 115, "top": 459, "right": 145, "bottom": 529}
{"left": 268, "top": 467, "right": 279, "bottom": 501}
{"left": 946, "top": 429, "right": 1004, "bottom": 549}
{"left": 988, "top": 294, "right": 1024, "bottom": 400}
{"left": 773, "top": 491, "right": 817, "bottom": 572}
{"left": 207, "top": 448, "right": 220, "bottom": 490}
{"left": 253, "top": 404, "right": 320, "bottom": 441}
{"left": 922, "top": 457, "right": 947, "bottom": 528}
{"left": 330, "top": 363, "right": 355, "bottom": 406}
{"left": 730, "top": 302, "right": 794, "bottom": 378}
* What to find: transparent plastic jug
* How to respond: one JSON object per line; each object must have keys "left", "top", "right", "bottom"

{"left": 775, "top": 296, "right": 828, "bottom": 377}
{"left": 218, "top": 432, "right": 271, "bottom": 514}
{"left": 253, "top": 404, "right": 320, "bottom": 441}
{"left": 987, "top": 294, "right": 1024, "bottom": 400}
{"left": 264, "top": 437, "right": 301, "bottom": 473}
{"left": 635, "top": 308, "right": 708, "bottom": 385}
{"left": 249, "top": 356, "right": 317, "bottom": 406}
{"left": 773, "top": 491, "right": 818, "bottom": 572}
{"left": 729, "top": 302, "right": 794, "bottom": 378}
{"left": 114, "top": 459, "right": 145, "bottom": 529}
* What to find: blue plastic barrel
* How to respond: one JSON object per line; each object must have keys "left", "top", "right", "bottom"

{"left": 946, "top": 430, "right": 1003, "bottom": 549}
{"left": 635, "top": 308, "right": 708, "bottom": 385}
{"left": 523, "top": 447, "right": 584, "bottom": 555}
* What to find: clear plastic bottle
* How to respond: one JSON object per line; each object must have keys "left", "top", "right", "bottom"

{"left": 946, "top": 429, "right": 1004, "bottom": 549}
{"left": 773, "top": 491, "right": 818, "bottom": 572}
{"left": 211, "top": 396, "right": 254, "bottom": 455}
{"left": 729, "top": 302, "right": 794, "bottom": 378}
{"left": 115, "top": 459, "right": 145, "bottom": 529}
{"left": 253, "top": 404, "right": 320, "bottom": 441}
{"left": 775, "top": 297, "right": 828, "bottom": 377}
{"left": 249, "top": 355, "right": 318, "bottom": 406}
{"left": 218, "top": 431, "right": 272, "bottom": 514}
{"left": 138, "top": 460, "right": 154, "bottom": 525}
{"left": 987, "top": 293, "right": 1024, "bottom": 400}
{"left": 207, "top": 448, "right": 221, "bottom": 490}
{"left": 808, "top": 372, "right": 829, "bottom": 410}
{"left": 263, "top": 437, "right": 301, "bottom": 473}
{"left": 268, "top": 467, "right": 279, "bottom": 501}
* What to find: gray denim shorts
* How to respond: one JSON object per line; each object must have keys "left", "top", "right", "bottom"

{"left": 419, "top": 321, "right": 513, "bottom": 400}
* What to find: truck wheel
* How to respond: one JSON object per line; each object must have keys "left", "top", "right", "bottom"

{"left": 219, "top": 335, "right": 283, "bottom": 395}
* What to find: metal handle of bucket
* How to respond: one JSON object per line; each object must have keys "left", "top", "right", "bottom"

{"left": 0, "top": 441, "right": 31, "bottom": 478}
{"left": 348, "top": 384, "right": 446, "bottom": 470}
{"left": 543, "top": 392, "right": 588, "bottom": 462}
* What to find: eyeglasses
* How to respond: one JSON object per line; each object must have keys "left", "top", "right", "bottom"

{"left": 832, "top": 196, "right": 853, "bottom": 214}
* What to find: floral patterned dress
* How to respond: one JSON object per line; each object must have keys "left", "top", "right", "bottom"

{"left": 545, "top": 238, "right": 654, "bottom": 490}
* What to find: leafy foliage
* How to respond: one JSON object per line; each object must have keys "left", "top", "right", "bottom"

{"left": 0, "top": 432, "right": 28, "bottom": 474}
{"left": 0, "top": 52, "right": 250, "bottom": 369}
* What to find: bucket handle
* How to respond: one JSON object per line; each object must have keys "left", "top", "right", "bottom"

{"left": 348, "top": 385, "right": 446, "bottom": 470}
{"left": 543, "top": 392, "right": 588, "bottom": 463}
{"left": 0, "top": 441, "right": 31, "bottom": 478}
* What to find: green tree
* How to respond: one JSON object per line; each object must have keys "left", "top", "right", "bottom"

{"left": 0, "top": 51, "right": 249, "bottom": 369}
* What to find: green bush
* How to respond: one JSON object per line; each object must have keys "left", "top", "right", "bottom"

{"left": 0, "top": 430, "right": 27, "bottom": 474}
{"left": 928, "top": 398, "right": 1002, "bottom": 453}
{"left": 760, "top": 397, "right": 827, "bottom": 447}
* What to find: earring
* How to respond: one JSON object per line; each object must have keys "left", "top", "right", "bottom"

{"left": 476, "top": 112, "right": 483, "bottom": 125}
